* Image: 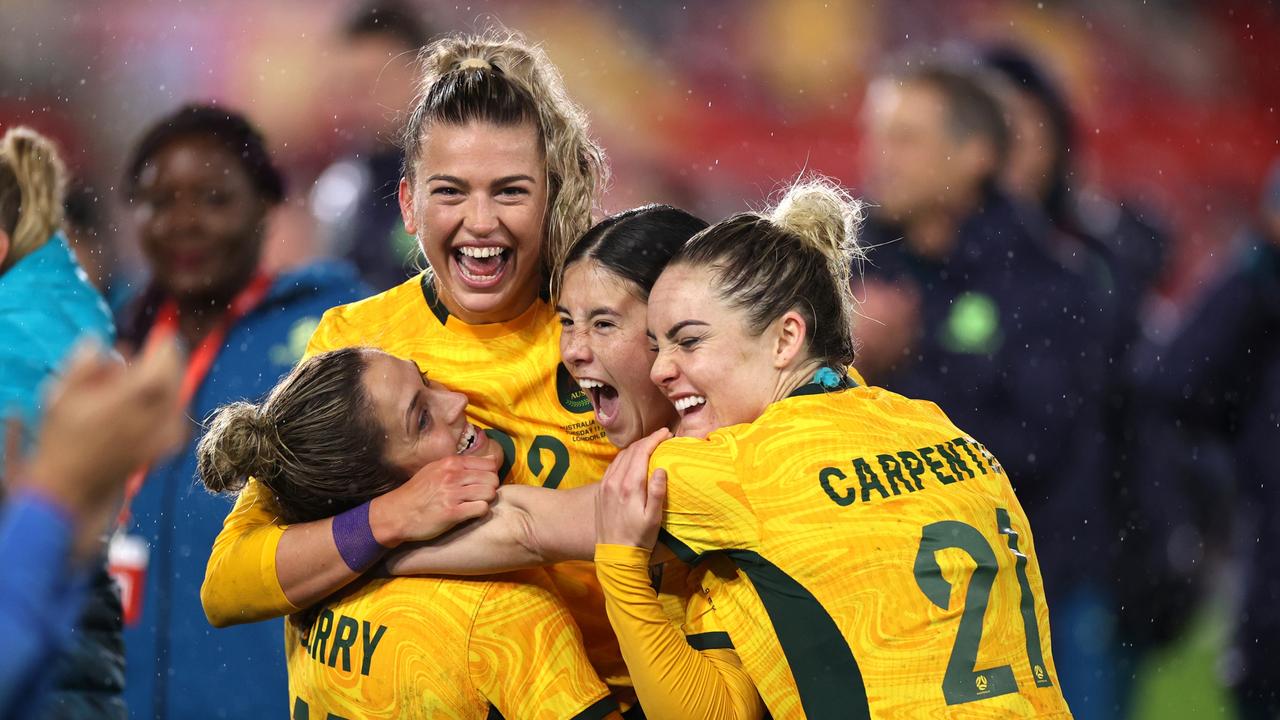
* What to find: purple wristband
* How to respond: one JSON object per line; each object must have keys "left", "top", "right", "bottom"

{"left": 332, "top": 501, "right": 387, "bottom": 572}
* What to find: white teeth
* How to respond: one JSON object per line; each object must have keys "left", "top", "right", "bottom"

{"left": 672, "top": 396, "right": 707, "bottom": 412}
{"left": 458, "top": 246, "right": 506, "bottom": 258}
{"left": 455, "top": 424, "right": 477, "bottom": 454}
{"left": 578, "top": 379, "right": 604, "bottom": 390}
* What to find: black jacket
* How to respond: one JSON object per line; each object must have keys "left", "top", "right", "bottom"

{"left": 39, "top": 553, "right": 126, "bottom": 719}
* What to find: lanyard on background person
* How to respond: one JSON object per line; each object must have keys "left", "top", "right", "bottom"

{"left": 109, "top": 271, "right": 273, "bottom": 625}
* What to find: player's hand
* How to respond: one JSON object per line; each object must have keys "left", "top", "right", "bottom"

{"left": 595, "top": 428, "right": 670, "bottom": 550}
{"left": 370, "top": 453, "right": 500, "bottom": 547}
{"left": 21, "top": 337, "right": 185, "bottom": 559}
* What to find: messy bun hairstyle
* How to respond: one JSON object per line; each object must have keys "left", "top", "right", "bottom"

{"left": 0, "top": 127, "right": 68, "bottom": 274}
{"left": 400, "top": 31, "right": 608, "bottom": 293}
{"left": 197, "top": 347, "right": 403, "bottom": 524}
{"left": 671, "top": 176, "right": 865, "bottom": 371}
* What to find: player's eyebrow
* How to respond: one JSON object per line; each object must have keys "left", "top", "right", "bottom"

{"left": 425, "top": 173, "right": 466, "bottom": 187}
{"left": 491, "top": 174, "right": 537, "bottom": 187}
{"left": 553, "top": 305, "right": 621, "bottom": 319}
{"left": 404, "top": 392, "right": 417, "bottom": 440}
{"left": 665, "top": 319, "right": 710, "bottom": 341}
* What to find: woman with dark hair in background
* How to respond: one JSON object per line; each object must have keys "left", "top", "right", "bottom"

{"left": 114, "top": 103, "right": 367, "bottom": 719}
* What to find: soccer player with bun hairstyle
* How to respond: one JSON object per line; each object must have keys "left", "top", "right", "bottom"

{"left": 198, "top": 347, "right": 619, "bottom": 718}
{"left": 200, "top": 29, "right": 641, "bottom": 703}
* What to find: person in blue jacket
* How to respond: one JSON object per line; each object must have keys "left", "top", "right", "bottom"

{"left": 0, "top": 126, "right": 130, "bottom": 720}
{"left": 114, "top": 104, "right": 369, "bottom": 720}
{"left": 1, "top": 337, "right": 184, "bottom": 720}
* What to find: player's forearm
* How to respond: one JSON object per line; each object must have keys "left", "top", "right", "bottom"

{"left": 595, "top": 544, "right": 764, "bottom": 720}
{"left": 204, "top": 494, "right": 407, "bottom": 626}
{"left": 384, "top": 485, "right": 598, "bottom": 576}
{"left": 272, "top": 519, "right": 367, "bottom": 611}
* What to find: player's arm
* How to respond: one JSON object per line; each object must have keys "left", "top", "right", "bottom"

{"left": 596, "top": 546, "right": 763, "bottom": 720}
{"left": 385, "top": 483, "right": 597, "bottom": 575}
{"left": 201, "top": 455, "right": 499, "bottom": 626}
{"left": 593, "top": 460, "right": 763, "bottom": 719}
{"left": 384, "top": 430, "right": 675, "bottom": 577}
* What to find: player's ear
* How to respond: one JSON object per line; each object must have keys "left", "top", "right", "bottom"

{"left": 0, "top": 229, "right": 10, "bottom": 270}
{"left": 771, "top": 309, "right": 808, "bottom": 370}
{"left": 398, "top": 177, "right": 418, "bottom": 236}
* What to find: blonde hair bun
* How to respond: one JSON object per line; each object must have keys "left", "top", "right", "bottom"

{"left": 196, "top": 401, "right": 276, "bottom": 495}
{"left": 769, "top": 176, "right": 866, "bottom": 269}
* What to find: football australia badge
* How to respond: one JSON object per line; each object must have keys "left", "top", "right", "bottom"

{"left": 556, "top": 364, "right": 594, "bottom": 414}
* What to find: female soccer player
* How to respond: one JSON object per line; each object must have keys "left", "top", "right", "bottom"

{"left": 394, "top": 178, "right": 1072, "bottom": 719}
{"left": 198, "top": 30, "right": 638, "bottom": 692}
{"left": 198, "top": 347, "right": 618, "bottom": 719}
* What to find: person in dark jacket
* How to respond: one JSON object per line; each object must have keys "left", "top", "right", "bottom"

{"left": 982, "top": 48, "right": 1198, "bottom": 717}
{"left": 1128, "top": 164, "right": 1280, "bottom": 720}
{"left": 858, "top": 60, "right": 1116, "bottom": 717}
{"left": 115, "top": 104, "right": 369, "bottom": 720}
{"left": 310, "top": 0, "right": 436, "bottom": 291}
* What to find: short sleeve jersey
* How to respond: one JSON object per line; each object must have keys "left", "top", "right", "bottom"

{"left": 285, "top": 569, "right": 617, "bottom": 720}
{"left": 653, "top": 384, "right": 1073, "bottom": 720}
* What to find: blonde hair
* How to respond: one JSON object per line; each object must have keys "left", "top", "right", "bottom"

{"left": 674, "top": 175, "right": 866, "bottom": 370}
{"left": 0, "top": 127, "right": 67, "bottom": 274}
{"left": 400, "top": 31, "right": 608, "bottom": 292}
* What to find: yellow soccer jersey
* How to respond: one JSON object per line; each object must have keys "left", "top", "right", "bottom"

{"left": 652, "top": 384, "right": 1072, "bottom": 720}
{"left": 285, "top": 569, "right": 618, "bottom": 720}
{"left": 304, "top": 275, "right": 616, "bottom": 486}
{"left": 202, "top": 275, "right": 624, "bottom": 680}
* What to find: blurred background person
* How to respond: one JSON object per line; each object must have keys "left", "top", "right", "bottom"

{"left": 856, "top": 59, "right": 1117, "bottom": 717}
{"left": 1, "top": 338, "right": 184, "bottom": 720}
{"left": 1127, "top": 160, "right": 1280, "bottom": 720}
{"left": 0, "top": 126, "right": 127, "bottom": 720}
{"left": 114, "top": 104, "right": 368, "bottom": 720}
{"left": 310, "top": 0, "right": 436, "bottom": 291}
{"left": 982, "top": 45, "right": 1205, "bottom": 719}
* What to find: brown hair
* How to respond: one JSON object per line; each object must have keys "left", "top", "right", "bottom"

{"left": 400, "top": 31, "right": 608, "bottom": 292}
{"left": 197, "top": 348, "right": 403, "bottom": 524}
{"left": 0, "top": 127, "right": 67, "bottom": 274}
{"left": 671, "top": 176, "right": 865, "bottom": 371}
